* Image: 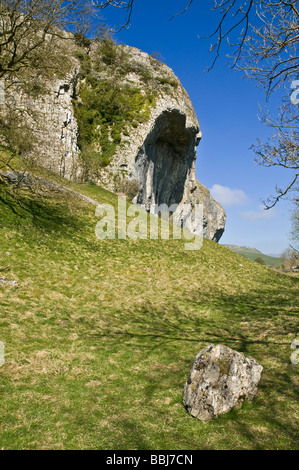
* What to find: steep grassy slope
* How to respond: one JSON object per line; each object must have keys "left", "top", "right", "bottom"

{"left": 0, "top": 173, "right": 298, "bottom": 450}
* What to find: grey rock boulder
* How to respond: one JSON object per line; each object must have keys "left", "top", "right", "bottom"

{"left": 183, "top": 344, "right": 263, "bottom": 421}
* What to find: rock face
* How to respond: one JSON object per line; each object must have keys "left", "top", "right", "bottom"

{"left": 95, "top": 46, "right": 226, "bottom": 241}
{"left": 193, "top": 181, "right": 226, "bottom": 242}
{"left": 183, "top": 344, "right": 263, "bottom": 421}
{"left": 32, "top": 74, "right": 81, "bottom": 180}
{"left": 1, "top": 30, "right": 82, "bottom": 181}
{"left": 3, "top": 42, "right": 226, "bottom": 241}
{"left": 5, "top": 68, "right": 81, "bottom": 180}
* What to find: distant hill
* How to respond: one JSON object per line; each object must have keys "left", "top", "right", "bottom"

{"left": 223, "top": 245, "right": 262, "bottom": 254}
{"left": 222, "top": 244, "right": 283, "bottom": 266}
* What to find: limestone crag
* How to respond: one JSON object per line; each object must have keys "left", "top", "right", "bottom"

{"left": 4, "top": 42, "right": 226, "bottom": 241}
{"left": 96, "top": 47, "right": 226, "bottom": 241}
{"left": 5, "top": 65, "right": 81, "bottom": 180}
{"left": 193, "top": 181, "right": 226, "bottom": 241}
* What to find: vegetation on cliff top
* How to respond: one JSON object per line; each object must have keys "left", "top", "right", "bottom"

{"left": 72, "top": 32, "right": 181, "bottom": 178}
{"left": 73, "top": 34, "right": 158, "bottom": 177}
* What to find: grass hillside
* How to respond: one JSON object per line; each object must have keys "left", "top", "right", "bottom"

{"left": 222, "top": 245, "right": 283, "bottom": 266}
{"left": 0, "top": 169, "right": 298, "bottom": 450}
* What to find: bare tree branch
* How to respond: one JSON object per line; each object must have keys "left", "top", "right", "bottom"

{"left": 92, "top": 0, "right": 135, "bottom": 30}
{"left": 251, "top": 96, "right": 298, "bottom": 209}
{"left": 0, "top": 1, "right": 99, "bottom": 79}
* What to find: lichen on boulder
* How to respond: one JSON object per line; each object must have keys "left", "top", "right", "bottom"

{"left": 183, "top": 344, "right": 263, "bottom": 421}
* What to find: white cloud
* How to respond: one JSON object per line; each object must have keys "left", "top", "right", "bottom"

{"left": 210, "top": 184, "right": 249, "bottom": 207}
{"left": 240, "top": 205, "right": 276, "bottom": 221}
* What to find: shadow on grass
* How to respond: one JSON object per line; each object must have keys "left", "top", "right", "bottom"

{"left": 90, "top": 282, "right": 298, "bottom": 352}
{"left": 88, "top": 285, "right": 298, "bottom": 449}
{"left": 219, "top": 366, "right": 299, "bottom": 450}
{"left": 0, "top": 186, "right": 85, "bottom": 237}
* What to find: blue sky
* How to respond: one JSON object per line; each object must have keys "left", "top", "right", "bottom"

{"left": 100, "top": 0, "right": 295, "bottom": 255}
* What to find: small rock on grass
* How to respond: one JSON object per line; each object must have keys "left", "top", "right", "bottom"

{"left": 183, "top": 344, "right": 263, "bottom": 421}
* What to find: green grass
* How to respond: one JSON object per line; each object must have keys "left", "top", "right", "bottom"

{"left": 0, "top": 172, "right": 298, "bottom": 450}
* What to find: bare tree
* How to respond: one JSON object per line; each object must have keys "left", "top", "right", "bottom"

{"left": 0, "top": 1, "right": 91, "bottom": 186}
{"left": 0, "top": 0, "right": 100, "bottom": 80}
{"left": 188, "top": 1, "right": 298, "bottom": 93}
{"left": 93, "top": 1, "right": 135, "bottom": 30}
{"left": 1, "top": 0, "right": 298, "bottom": 209}
{"left": 100, "top": 1, "right": 299, "bottom": 208}
{"left": 281, "top": 244, "right": 299, "bottom": 269}
{"left": 251, "top": 98, "right": 298, "bottom": 209}
{"left": 290, "top": 194, "right": 299, "bottom": 247}
{"left": 172, "top": 1, "right": 299, "bottom": 209}
{"left": 237, "top": 1, "right": 298, "bottom": 94}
